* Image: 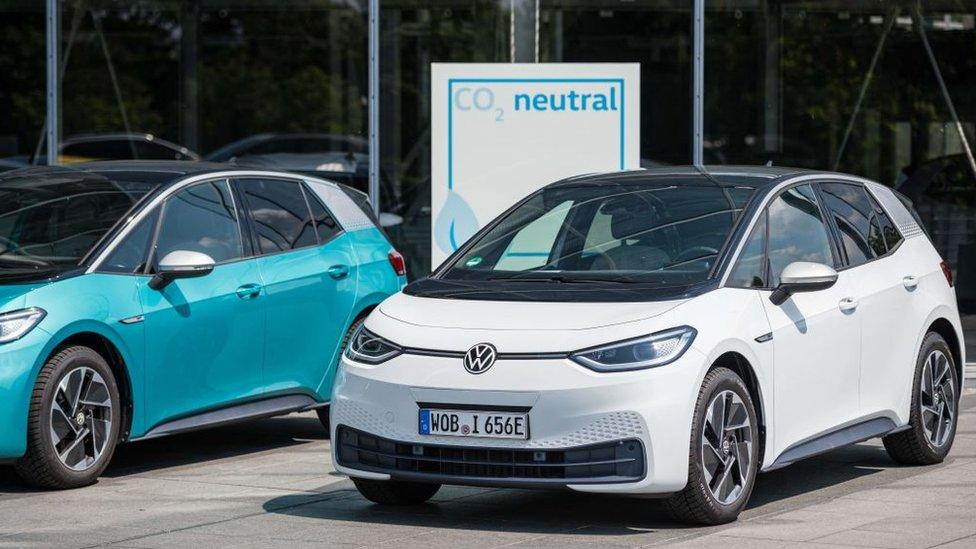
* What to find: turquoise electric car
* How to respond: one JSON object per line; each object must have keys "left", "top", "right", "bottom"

{"left": 0, "top": 162, "right": 406, "bottom": 489}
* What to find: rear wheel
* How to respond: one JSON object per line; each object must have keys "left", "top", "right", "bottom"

{"left": 666, "top": 367, "right": 759, "bottom": 525}
{"left": 883, "top": 332, "right": 959, "bottom": 465}
{"left": 15, "top": 346, "right": 121, "bottom": 489}
{"left": 352, "top": 478, "right": 441, "bottom": 505}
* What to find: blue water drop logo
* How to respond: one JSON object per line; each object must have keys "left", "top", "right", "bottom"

{"left": 434, "top": 190, "right": 480, "bottom": 255}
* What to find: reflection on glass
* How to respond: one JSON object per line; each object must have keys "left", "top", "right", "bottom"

{"left": 766, "top": 184, "right": 834, "bottom": 286}
{"left": 706, "top": 1, "right": 976, "bottom": 352}
{"left": 155, "top": 181, "right": 243, "bottom": 264}
{"left": 0, "top": 2, "right": 45, "bottom": 170}
{"left": 445, "top": 183, "right": 751, "bottom": 284}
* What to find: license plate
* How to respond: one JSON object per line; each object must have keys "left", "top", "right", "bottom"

{"left": 419, "top": 409, "right": 529, "bottom": 440}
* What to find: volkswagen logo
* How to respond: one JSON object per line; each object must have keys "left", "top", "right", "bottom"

{"left": 463, "top": 343, "right": 497, "bottom": 374}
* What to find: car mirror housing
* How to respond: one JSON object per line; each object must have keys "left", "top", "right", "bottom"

{"left": 149, "top": 250, "right": 216, "bottom": 291}
{"left": 769, "top": 261, "right": 838, "bottom": 305}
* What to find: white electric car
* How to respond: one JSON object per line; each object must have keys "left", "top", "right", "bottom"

{"left": 331, "top": 166, "right": 963, "bottom": 524}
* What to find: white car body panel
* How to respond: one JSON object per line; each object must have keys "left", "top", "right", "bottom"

{"left": 760, "top": 268, "right": 861, "bottom": 458}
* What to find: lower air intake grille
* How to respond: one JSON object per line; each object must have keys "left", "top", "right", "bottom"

{"left": 336, "top": 425, "right": 645, "bottom": 485}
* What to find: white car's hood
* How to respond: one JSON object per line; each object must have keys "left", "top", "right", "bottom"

{"left": 371, "top": 292, "right": 687, "bottom": 354}
{"left": 378, "top": 292, "right": 684, "bottom": 331}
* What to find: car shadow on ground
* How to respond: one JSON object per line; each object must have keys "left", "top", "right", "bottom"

{"left": 260, "top": 442, "right": 899, "bottom": 537}
{"left": 0, "top": 413, "right": 329, "bottom": 492}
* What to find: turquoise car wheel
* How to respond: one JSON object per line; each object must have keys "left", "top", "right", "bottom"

{"left": 15, "top": 346, "right": 121, "bottom": 489}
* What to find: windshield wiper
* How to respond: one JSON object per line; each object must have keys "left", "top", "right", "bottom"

{"left": 488, "top": 274, "right": 632, "bottom": 284}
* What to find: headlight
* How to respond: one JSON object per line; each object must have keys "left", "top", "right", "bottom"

{"left": 570, "top": 326, "right": 697, "bottom": 372}
{"left": 344, "top": 325, "right": 401, "bottom": 364}
{"left": 0, "top": 307, "right": 47, "bottom": 344}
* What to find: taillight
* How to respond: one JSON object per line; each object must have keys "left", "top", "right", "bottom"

{"left": 940, "top": 261, "right": 954, "bottom": 287}
{"left": 388, "top": 250, "right": 406, "bottom": 276}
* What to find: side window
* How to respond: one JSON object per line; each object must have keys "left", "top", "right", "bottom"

{"left": 153, "top": 180, "right": 244, "bottom": 265}
{"left": 728, "top": 211, "right": 767, "bottom": 288}
{"left": 767, "top": 184, "right": 835, "bottom": 286}
{"left": 100, "top": 209, "right": 159, "bottom": 274}
{"left": 819, "top": 182, "right": 876, "bottom": 267}
{"left": 237, "top": 179, "right": 317, "bottom": 254}
{"left": 867, "top": 193, "right": 903, "bottom": 252}
{"left": 304, "top": 187, "right": 341, "bottom": 242}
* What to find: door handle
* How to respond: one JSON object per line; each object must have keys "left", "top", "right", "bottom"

{"left": 236, "top": 283, "right": 262, "bottom": 299}
{"left": 903, "top": 275, "right": 919, "bottom": 290}
{"left": 839, "top": 297, "right": 858, "bottom": 312}
{"left": 327, "top": 264, "right": 350, "bottom": 280}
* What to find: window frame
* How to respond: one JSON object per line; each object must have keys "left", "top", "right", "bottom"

{"left": 814, "top": 180, "right": 904, "bottom": 272}
{"left": 231, "top": 176, "right": 345, "bottom": 259}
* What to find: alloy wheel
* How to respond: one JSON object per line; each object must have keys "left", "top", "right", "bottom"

{"left": 920, "top": 350, "right": 955, "bottom": 448}
{"left": 701, "top": 390, "right": 753, "bottom": 505}
{"left": 49, "top": 366, "right": 113, "bottom": 471}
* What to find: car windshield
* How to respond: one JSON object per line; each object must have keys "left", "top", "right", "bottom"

{"left": 0, "top": 173, "right": 155, "bottom": 277}
{"left": 440, "top": 182, "right": 755, "bottom": 286}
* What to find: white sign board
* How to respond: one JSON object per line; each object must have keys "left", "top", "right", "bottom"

{"left": 430, "top": 63, "right": 641, "bottom": 268}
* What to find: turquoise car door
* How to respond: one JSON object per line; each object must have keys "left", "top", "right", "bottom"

{"left": 234, "top": 178, "right": 355, "bottom": 398}
{"left": 138, "top": 180, "right": 266, "bottom": 430}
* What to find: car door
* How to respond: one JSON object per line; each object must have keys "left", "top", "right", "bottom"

{"left": 818, "top": 181, "right": 919, "bottom": 417}
{"left": 234, "top": 177, "right": 356, "bottom": 397}
{"left": 139, "top": 179, "right": 266, "bottom": 429}
{"left": 756, "top": 183, "right": 862, "bottom": 457}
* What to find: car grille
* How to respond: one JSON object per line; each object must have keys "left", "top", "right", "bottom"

{"left": 336, "top": 425, "right": 645, "bottom": 485}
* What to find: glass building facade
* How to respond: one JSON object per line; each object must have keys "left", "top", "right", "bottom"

{"left": 3, "top": 0, "right": 976, "bottom": 355}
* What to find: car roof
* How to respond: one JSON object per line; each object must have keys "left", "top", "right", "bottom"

{"left": 547, "top": 165, "right": 816, "bottom": 189}
{"left": 0, "top": 161, "right": 269, "bottom": 188}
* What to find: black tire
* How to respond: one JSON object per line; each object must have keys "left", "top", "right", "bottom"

{"left": 14, "top": 346, "right": 121, "bottom": 490}
{"left": 665, "top": 367, "right": 760, "bottom": 525}
{"left": 316, "top": 406, "right": 330, "bottom": 433}
{"left": 316, "top": 315, "right": 369, "bottom": 434}
{"left": 883, "top": 332, "right": 959, "bottom": 465}
{"left": 352, "top": 478, "right": 441, "bottom": 505}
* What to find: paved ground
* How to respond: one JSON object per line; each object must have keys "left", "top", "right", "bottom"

{"left": 1, "top": 384, "right": 974, "bottom": 548}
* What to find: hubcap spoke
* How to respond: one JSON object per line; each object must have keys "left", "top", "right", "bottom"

{"left": 49, "top": 367, "right": 113, "bottom": 472}
{"left": 701, "top": 390, "right": 752, "bottom": 505}
{"left": 920, "top": 350, "right": 955, "bottom": 448}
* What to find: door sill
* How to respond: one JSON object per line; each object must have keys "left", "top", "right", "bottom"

{"left": 765, "top": 416, "right": 899, "bottom": 471}
{"left": 136, "top": 394, "right": 326, "bottom": 440}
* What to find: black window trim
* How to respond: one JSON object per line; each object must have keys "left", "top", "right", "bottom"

{"left": 232, "top": 175, "right": 346, "bottom": 260}
{"left": 299, "top": 180, "right": 345, "bottom": 247}
{"left": 815, "top": 180, "right": 904, "bottom": 273}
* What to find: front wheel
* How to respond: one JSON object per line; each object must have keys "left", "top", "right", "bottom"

{"left": 665, "top": 367, "right": 760, "bottom": 525}
{"left": 883, "top": 332, "right": 959, "bottom": 465}
{"left": 15, "top": 346, "right": 121, "bottom": 489}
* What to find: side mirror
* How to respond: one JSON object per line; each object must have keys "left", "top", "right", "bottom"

{"left": 149, "top": 250, "right": 215, "bottom": 291}
{"left": 769, "top": 261, "right": 838, "bottom": 305}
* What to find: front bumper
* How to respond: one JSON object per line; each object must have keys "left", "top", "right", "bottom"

{"left": 331, "top": 348, "right": 706, "bottom": 495}
{"left": 0, "top": 328, "right": 50, "bottom": 460}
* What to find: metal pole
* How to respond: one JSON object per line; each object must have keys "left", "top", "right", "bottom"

{"left": 692, "top": 0, "right": 704, "bottom": 168}
{"left": 45, "top": 0, "right": 59, "bottom": 166}
{"left": 368, "top": 0, "right": 381, "bottom": 217}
